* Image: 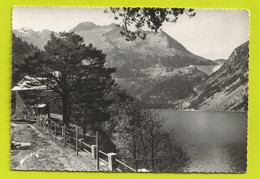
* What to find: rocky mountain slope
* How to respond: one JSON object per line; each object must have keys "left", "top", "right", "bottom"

{"left": 116, "top": 66, "right": 208, "bottom": 108}
{"left": 72, "top": 22, "right": 217, "bottom": 74}
{"left": 13, "top": 22, "right": 216, "bottom": 78}
{"left": 13, "top": 22, "right": 217, "bottom": 109}
{"left": 13, "top": 28, "right": 59, "bottom": 50}
{"left": 190, "top": 41, "right": 249, "bottom": 111}
{"left": 13, "top": 23, "right": 248, "bottom": 111}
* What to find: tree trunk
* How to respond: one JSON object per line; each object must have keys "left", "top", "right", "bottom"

{"left": 136, "top": 109, "right": 149, "bottom": 169}
{"left": 83, "top": 116, "right": 87, "bottom": 134}
{"left": 132, "top": 127, "right": 138, "bottom": 171}
{"left": 151, "top": 122, "right": 155, "bottom": 171}
{"left": 46, "top": 103, "right": 50, "bottom": 118}
{"left": 68, "top": 103, "right": 71, "bottom": 121}
{"left": 139, "top": 129, "right": 149, "bottom": 169}
{"left": 62, "top": 97, "right": 69, "bottom": 125}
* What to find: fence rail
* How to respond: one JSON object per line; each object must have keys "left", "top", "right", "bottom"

{"left": 99, "top": 158, "right": 109, "bottom": 165}
{"left": 99, "top": 150, "right": 108, "bottom": 156}
{"left": 83, "top": 148, "right": 92, "bottom": 155}
{"left": 81, "top": 141, "right": 91, "bottom": 148}
{"left": 116, "top": 159, "right": 137, "bottom": 172}
{"left": 36, "top": 117, "right": 141, "bottom": 172}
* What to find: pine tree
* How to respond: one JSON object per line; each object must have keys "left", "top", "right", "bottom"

{"left": 21, "top": 32, "right": 116, "bottom": 125}
{"left": 71, "top": 44, "right": 117, "bottom": 132}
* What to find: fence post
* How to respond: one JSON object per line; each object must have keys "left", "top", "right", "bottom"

{"left": 50, "top": 121, "right": 52, "bottom": 135}
{"left": 45, "top": 119, "right": 47, "bottom": 132}
{"left": 108, "top": 153, "right": 117, "bottom": 171}
{"left": 91, "top": 145, "right": 97, "bottom": 159}
{"left": 40, "top": 118, "right": 42, "bottom": 129}
{"left": 49, "top": 122, "right": 51, "bottom": 134}
{"left": 51, "top": 121, "right": 53, "bottom": 135}
{"left": 61, "top": 125, "right": 63, "bottom": 137}
{"left": 55, "top": 123, "right": 57, "bottom": 139}
{"left": 43, "top": 119, "right": 45, "bottom": 131}
{"left": 52, "top": 121, "right": 54, "bottom": 136}
{"left": 76, "top": 126, "right": 79, "bottom": 156}
{"left": 63, "top": 125, "right": 66, "bottom": 146}
{"left": 96, "top": 131, "right": 99, "bottom": 171}
{"left": 47, "top": 120, "right": 49, "bottom": 134}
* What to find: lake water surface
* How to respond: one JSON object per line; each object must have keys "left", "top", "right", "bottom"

{"left": 159, "top": 110, "right": 247, "bottom": 173}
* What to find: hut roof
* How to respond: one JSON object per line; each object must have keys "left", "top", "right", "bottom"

{"left": 12, "top": 76, "right": 48, "bottom": 91}
{"left": 31, "top": 104, "right": 46, "bottom": 108}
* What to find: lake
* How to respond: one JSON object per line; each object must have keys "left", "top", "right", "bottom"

{"left": 159, "top": 110, "right": 247, "bottom": 173}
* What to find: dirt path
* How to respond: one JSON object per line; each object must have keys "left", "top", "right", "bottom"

{"left": 11, "top": 121, "right": 105, "bottom": 171}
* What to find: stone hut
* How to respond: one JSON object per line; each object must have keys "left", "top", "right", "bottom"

{"left": 11, "top": 76, "right": 62, "bottom": 119}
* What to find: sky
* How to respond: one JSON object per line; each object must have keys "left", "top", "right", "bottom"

{"left": 12, "top": 7, "right": 249, "bottom": 60}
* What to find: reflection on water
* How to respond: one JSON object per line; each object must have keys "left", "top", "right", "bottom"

{"left": 159, "top": 110, "right": 247, "bottom": 173}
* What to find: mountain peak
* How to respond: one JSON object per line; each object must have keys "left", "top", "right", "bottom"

{"left": 152, "top": 30, "right": 187, "bottom": 52}
{"left": 106, "top": 23, "right": 118, "bottom": 28}
{"left": 14, "top": 27, "right": 35, "bottom": 36}
{"left": 20, "top": 27, "right": 33, "bottom": 31}
{"left": 13, "top": 22, "right": 216, "bottom": 69}
{"left": 71, "top": 22, "right": 98, "bottom": 32}
{"left": 158, "top": 30, "right": 167, "bottom": 36}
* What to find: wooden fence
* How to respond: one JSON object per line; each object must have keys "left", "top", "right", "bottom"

{"left": 36, "top": 117, "right": 138, "bottom": 172}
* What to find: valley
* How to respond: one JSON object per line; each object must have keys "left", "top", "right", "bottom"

{"left": 13, "top": 22, "right": 248, "bottom": 112}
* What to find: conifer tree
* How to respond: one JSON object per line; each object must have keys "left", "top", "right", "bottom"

{"left": 21, "top": 32, "right": 116, "bottom": 125}
{"left": 71, "top": 44, "right": 117, "bottom": 132}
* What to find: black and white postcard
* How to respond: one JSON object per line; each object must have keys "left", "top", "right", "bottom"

{"left": 11, "top": 7, "right": 249, "bottom": 173}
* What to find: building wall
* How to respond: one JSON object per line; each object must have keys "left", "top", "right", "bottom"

{"left": 15, "top": 91, "right": 28, "bottom": 119}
